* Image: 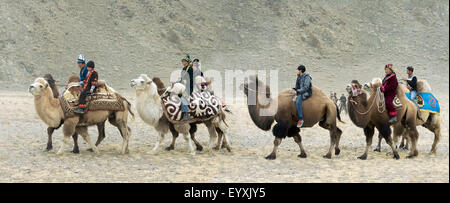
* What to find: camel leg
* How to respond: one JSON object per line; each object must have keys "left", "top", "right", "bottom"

{"left": 424, "top": 116, "right": 441, "bottom": 155}
{"left": 406, "top": 127, "right": 419, "bottom": 159}
{"left": 378, "top": 124, "right": 399, "bottom": 159}
{"left": 94, "top": 121, "right": 106, "bottom": 147}
{"left": 393, "top": 124, "right": 405, "bottom": 151}
{"left": 205, "top": 121, "right": 218, "bottom": 151}
{"left": 76, "top": 127, "right": 99, "bottom": 154}
{"left": 57, "top": 120, "right": 77, "bottom": 155}
{"left": 189, "top": 124, "right": 203, "bottom": 151}
{"left": 183, "top": 133, "right": 195, "bottom": 155}
{"left": 151, "top": 132, "right": 165, "bottom": 153}
{"left": 119, "top": 123, "right": 130, "bottom": 155}
{"left": 218, "top": 128, "right": 232, "bottom": 152}
{"left": 319, "top": 121, "right": 336, "bottom": 159}
{"left": 214, "top": 118, "right": 231, "bottom": 152}
{"left": 334, "top": 128, "right": 342, "bottom": 155}
{"left": 213, "top": 129, "right": 222, "bottom": 150}
{"left": 374, "top": 134, "right": 382, "bottom": 152}
{"left": 72, "top": 133, "right": 80, "bottom": 154}
{"left": 166, "top": 124, "right": 179, "bottom": 151}
{"left": 174, "top": 124, "right": 195, "bottom": 155}
{"left": 265, "top": 137, "right": 282, "bottom": 160}
{"left": 324, "top": 133, "right": 336, "bottom": 159}
{"left": 358, "top": 126, "right": 374, "bottom": 160}
{"left": 293, "top": 134, "right": 307, "bottom": 158}
{"left": 430, "top": 127, "right": 441, "bottom": 155}
{"left": 46, "top": 127, "right": 55, "bottom": 151}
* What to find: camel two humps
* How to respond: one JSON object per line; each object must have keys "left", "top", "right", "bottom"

{"left": 130, "top": 74, "right": 230, "bottom": 155}
{"left": 29, "top": 77, "right": 134, "bottom": 155}
{"left": 242, "top": 75, "right": 343, "bottom": 159}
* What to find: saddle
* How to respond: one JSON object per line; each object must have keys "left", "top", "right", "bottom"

{"left": 59, "top": 82, "right": 125, "bottom": 118}
{"left": 160, "top": 90, "right": 222, "bottom": 122}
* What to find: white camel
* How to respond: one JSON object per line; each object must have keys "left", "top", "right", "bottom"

{"left": 130, "top": 74, "right": 230, "bottom": 155}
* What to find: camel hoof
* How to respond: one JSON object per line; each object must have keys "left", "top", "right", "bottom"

{"left": 165, "top": 146, "right": 174, "bottom": 151}
{"left": 225, "top": 147, "right": 232, "bottom": 152}
{"left": 212, "top": 146, "right": 220, "bottom": 151}
{"left": 196, "top": 145, "right": 203, "bottom": 151}
{"left": 265, "top": 154, "right": 276, "bottom": 160}
{"left": 374, "top": 147, "right": 381, "bottom": 152}
{"left": 357, "top": 154, "right": 367, "bottom": 160}
{"left": 406, "top": 155, "right": 415, "bottom": 159}
{"left": 393, "top": 153, "right": 400, "bottom": 160}
{"left": 335, "top": 148, "right": 341, "bottom": 155}
{"left": 298, "top": 153, "right": 307, "bottom": 158}
{"left": 323, "top": 154, "right": 332, "bottom": 159}
{"left": 72, "top": 149, "right": 80, "bottom": 154}
{"left": 45, "top": 145, "right": 53, "bottom": 151}
{"left": 87, "top": 148, "right": 93, "bottom": 152}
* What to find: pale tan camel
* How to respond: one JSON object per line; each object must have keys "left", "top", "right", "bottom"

{"left": 43, "top": 74, "right": 107, "bottom": 153}
{"left": 242, "top": 75, "right": 343, "bottom": 159}
{"left": 29, "top": 77, "right": 133, "bottom": 155}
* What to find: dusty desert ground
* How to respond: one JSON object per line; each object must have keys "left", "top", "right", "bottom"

{"left": 0, "top": 89, "right": 448, "bottom": 183}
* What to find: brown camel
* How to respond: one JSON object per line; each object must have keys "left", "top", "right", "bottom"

{"left": 369, "top": 81, "right": 442, "bottom": 154}
{"left": 242, "top": 75, "right": 343, "bottom": 159}
{"left": 43, "top": 74, "right": 107, "bottom": 153}
{"left": 29, "top": 77, "right": 134, "bottom": 155}
{"left": 346, "top": 78, "right": 419, "bottom": 159}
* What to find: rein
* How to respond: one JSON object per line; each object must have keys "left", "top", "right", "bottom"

{"left": 349, "top": 87, "right": 385, "bottom": 115}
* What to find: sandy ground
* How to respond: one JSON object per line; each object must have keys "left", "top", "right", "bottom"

{"left": 0, "top": 90, "right": 448, "bottom": 183}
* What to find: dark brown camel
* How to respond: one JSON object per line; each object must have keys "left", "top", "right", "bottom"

{"left": 242, "top": 75, "right": 343, "bottom": 159}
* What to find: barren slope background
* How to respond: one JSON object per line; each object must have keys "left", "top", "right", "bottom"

{"left": 0, "top": 0, "right": 449, "bottom": 183}
{"left": 0, "top": 0, "right": 448, "bottom": 93}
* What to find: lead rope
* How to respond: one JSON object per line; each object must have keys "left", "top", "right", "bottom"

{"left": 350, "top": 87, "right": 385, "bottom": 115}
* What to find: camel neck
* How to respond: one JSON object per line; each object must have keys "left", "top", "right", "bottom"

{"left": 34, "top": 88, "right": 64, "bottom": 127}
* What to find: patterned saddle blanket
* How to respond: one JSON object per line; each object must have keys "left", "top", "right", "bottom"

{"left": 405, "top": 92, "right": 440, "bottom": 114}
{"left": 59, "top": 83, "right": 125, "bottom": 118}
{"left": 161, "top": 90, "right": 222, "bottom": 122}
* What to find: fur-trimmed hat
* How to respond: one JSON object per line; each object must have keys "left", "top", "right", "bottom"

{"left": 181, "top": 54, "right": 192, "bottom": 63}
{"left": 385, "top": 64, "right": 394, "bottom": 72}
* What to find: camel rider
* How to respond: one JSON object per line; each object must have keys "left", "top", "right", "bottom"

{"left": 77, "top": 54, "right": 88, "bottom": 86}
{"left": 402, "top": 66, "right": 418, "bottom": 104}
{"left": 74, "top": 61, "right": 98, "bottom": 114}
{"left": 292, "top": 65, "right": 312, "bottom": 128}
{"left": 402, "top": 66, "right": 422, "bottom": 119}
{"left": 192, "top": 58, "right": 204, "bottom": 78}
{"left": 381, "top": 64, "right": 398, "bottom": 123}
{"left": 180, "top": 55, "right": 194, "bottom": 120}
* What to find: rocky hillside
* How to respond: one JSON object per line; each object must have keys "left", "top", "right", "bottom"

{"left": 1, "top": 0, "right": 448, "bottom": 93}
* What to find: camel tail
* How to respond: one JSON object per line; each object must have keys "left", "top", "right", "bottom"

{"left": 124, "top": 98, "right": 135, "bottom": 122}
{"left": 335, "top": 102, "right": 344, "bottom": 124}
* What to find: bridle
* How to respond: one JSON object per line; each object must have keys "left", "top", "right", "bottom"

{"left": 348, "top": 83, "right": 386, "bottom": 115}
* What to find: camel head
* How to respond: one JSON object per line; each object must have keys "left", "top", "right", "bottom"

{"left": 346, "top": 80, "right": 363, "bottom": 97}
{"left": 130, "top": 74, "right": 158, "bottom": 95}
{"left": 29, "top": 77, "right": 49, "bottom": 96}
{"left": 369, "top": 78, "right": 382, "bottom": 89}
{"left": 241, "top": 75, "right": 271, "bottom": 98}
